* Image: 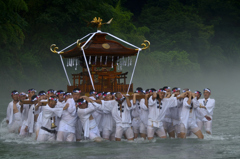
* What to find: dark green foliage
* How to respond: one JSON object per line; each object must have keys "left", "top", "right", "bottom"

{"left": 0, "top": 0, "right": 239, "bottom": 97}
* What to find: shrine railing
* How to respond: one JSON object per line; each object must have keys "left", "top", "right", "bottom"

{"left": 67, "top": 83, "right": 133, "bottom": 93}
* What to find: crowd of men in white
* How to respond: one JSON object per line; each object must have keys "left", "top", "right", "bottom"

{"left": 6, "top": 87, "right": 215, "bottom": 142}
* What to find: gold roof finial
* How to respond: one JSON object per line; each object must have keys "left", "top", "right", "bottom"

{"left": 90, "top": 17, "right": 113, "bottom": 31}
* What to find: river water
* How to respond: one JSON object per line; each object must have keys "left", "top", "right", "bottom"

{"left": 0, "top": 93, "right": 239, "bottom": 159}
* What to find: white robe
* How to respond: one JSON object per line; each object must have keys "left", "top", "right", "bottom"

{"left": 90, "top": 97, "right": 104, "bottom": 132}
{"left": 6, "top": 101, "right": 22, "bottom": 132}
{"left": 20, "top": 103, "right": 32, "bottom": 134}
{"left": 148, "top": 96, "right": 177, "bottom": 128}
{"left": 27, "top": 104, "right": 35, "bottom": 133}
{"left": 55, "top": 100, "right": 66, "bottom": 131}
{"left": 99, "top": 100, "right": 135, "bottom": 128}
{"left": 38, "top": 104, "right": 63, "bottom": 138}
{"left": 58, "top": 98, "right": 77, "bottom": 133}
{"left": 170, "top": 98, "right": 183, "bottom": 126}
{"left": 77, "top": 102, "right": 99, "bottom": 138}
{"left": 180, "top": 97, "right": 199, "bottom": 129}
{"left": 198, "top": 98, "right": 215, "bottom": 122}
{"left": 139, "top": 98, "right": 149, "bottom": 126}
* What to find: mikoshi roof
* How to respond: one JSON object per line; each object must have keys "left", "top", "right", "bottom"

{"left": 60, "top": 33, "right": 139, "bottom": 58}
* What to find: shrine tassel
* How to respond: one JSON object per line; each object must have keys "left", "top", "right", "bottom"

{"left": 111, "top": 56, "right": 114, "bottom": 68}
{"left": 105, "top": 56, "right": 107, "bottom": 65}
{"left": 75, "top": 58, "right": 78, "bottom": 70}
{"left": 89, "top": 56, "right": 91, "bottom": 65}
{"left": 95, "top": 56, "right": 97, "bottom": 65}
{"left": 117, "top": 56, "right": 119, "bottom": 71}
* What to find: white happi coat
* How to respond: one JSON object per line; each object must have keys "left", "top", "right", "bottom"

{"left": 38, "top": 104, "right": 63, "bottom": 136}
{"left": 21, "top": 103, "right": 32, "bottom": 129}
{"left": 180, "top": 97, "right": 199, "bottom": 129}
{"left": 77, "top": 102, "right": 99, "bottom": 138}
{"left": 90, "top": 97, "right": 104, "bottom": 132}
{"left": 101, "top": 108, "right": 115, "bottom": 132}
{"left": 55, "top": 100, "right": 66, "bottom": 131}
{"left": 139, "top": 98, "right": 149, "bottom": 126}
{"left": 131, "top": 100, "right": 141, "bottom": 128}
{"left": 27, "top": 104, "right": 35, "bottom": 133}
{"left": 6, "top": 101, "right": 22, "bottom": 130}
{"left": 170, "top": 98, "right": 183, "bottom": 126}
{"left": 148, "top": 96, "right": 177, "bottom": 128}
{"left": 198, "top": 98, "right": 215, "bottom": 122}
{"left": 58, "top": 98, "right": 77, "bottom": 133}
{"left": 99, "top": 100, "right": 135, "bottom": 128}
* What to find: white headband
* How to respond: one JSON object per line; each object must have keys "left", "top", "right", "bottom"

{"left": 204, "top": 88, "right": 211, "bottom": 93}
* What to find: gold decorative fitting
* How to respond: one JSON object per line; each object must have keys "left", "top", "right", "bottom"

{"left": 77, "top": 40, "right": 81, "bottom": 48}
{"left": 50, "top": 44, "right": 64, "bottom": 54}
{"left": 91, "top": 17, "right": 113, "bottom": 30}
{"left": 102, "top": 43, "right": 110, "bottom": 49}
{"left": 136, "top": 40, "right": 150, "bottom": 51}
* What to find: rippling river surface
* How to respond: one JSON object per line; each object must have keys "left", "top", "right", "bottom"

{"left": 0, "top": 94, "right": 239, "bottom": 159}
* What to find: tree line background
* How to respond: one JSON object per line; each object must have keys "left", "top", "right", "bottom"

{"left": 1, "top": 0, "right": 240, "bottom": 99}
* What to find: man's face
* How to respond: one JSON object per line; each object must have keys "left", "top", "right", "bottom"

{"left": 98, "top": 95, "right": 103, "bottom": 100}
{"left": 116, "top": 94, "right": 123, "bottom": 103}
{"left": 58, "top": 94, "right": 64, "bottom": 102}
{"left": 105, "top": 94, "right": 112, "bottom": 101}
{"left": 174, "top": 90, "right": 180, "bottom": 96}
{"left": 78, "top": 103, "right": 87, "bottom": 109}
{"left": 49, "top": 100, "right": 57, "bottom": 108}
{"left": 203, "top": 90, "right": 211, "bottom": 99}
{"left": 29, "top": 91, "right": 35, "bottom": 97}
{"left": 40, "top": 95, "right": 47, "bottom": 100}
{"left": 149, "top": 92, "right": 153, "bottom": 96}
{"left": 195, "top": 93, "right": 201, "bottom": 99}
{"left": 73, "top": 92, "right": 81, "bottom": 102}
{"left": 65, "top": 95, "right": 72, "bottom": 101}
{"left": 159, "top": 92, "right": 165, "bottom": 99}
{"left": 19, "top": 95, "right": 26, "bottom": 101}
{"left": 166, "top": 89, "right": 171, "bottom": 95}
{"left": 12, "top": 94, "right": 19, "bottom": 101}
{"left": 48, "top": 93, "right": 55, "bottom": 98}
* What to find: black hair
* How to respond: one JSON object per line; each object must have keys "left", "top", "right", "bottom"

{"left": 183, "top": 88, "right": 190, "bottom": 91}
{"left": 38, "top": 91, "right": 46, "bottom": 96}
{"left": 76, "top": 98, "right": 88, "bottom": 105}
{"left": 136, "top": 87, "right": 143, "bottom": 91}
{"left": 47, "top": 89, "right": 54, "bottom": 92}
{"left": 48, "top": 95, "right": 56, "bottom": 101}
{"left": 56, "top": 90, "right": 64, "bottom": 97}
{"left": 73, "top": 88, "right": 80, "bottom": 91}
{"left": 206, "top": 88, "right": 211, "bottom": 91}
{"left": 31, "top": 95, "right": 38, "bottom": 101}
{"left": 150, "top": 88, "right": 156, "bottom": 92}
{"left": 162, "top": 86, "right": 169, "bottom": 90}
{"left": 11, "top": 90, "right": 18, "bottom": 94}
{"left": 172, "top": 87, "right": 178, "bottom": 91}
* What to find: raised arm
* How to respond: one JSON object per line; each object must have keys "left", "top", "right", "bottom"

{"left": 144, "top": 94, "right": 149, "bottom": 108}
{"left": 152, "top": 92, "right": 157, "bottom": 101}
{"left": 123, "top": 94, "right": 131, "bottom": 107}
